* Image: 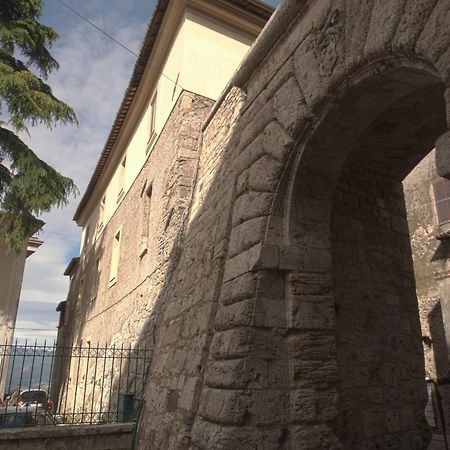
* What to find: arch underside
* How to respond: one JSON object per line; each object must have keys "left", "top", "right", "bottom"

{"left": 183, "top": 2, "right": 450, "bottom": 449}
{"left": 288, "top": 67, "right": 447, "bottom": 448}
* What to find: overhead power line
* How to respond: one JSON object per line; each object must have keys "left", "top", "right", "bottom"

{"left": 56, "top": 0, "right": 138, "bottom": 57}
{"left": 54, "top": 0, "right": 183, "bottom": 90}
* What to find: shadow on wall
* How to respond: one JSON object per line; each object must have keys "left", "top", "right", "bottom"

{"left": 55, "top": 7, "right": 450, "bottom": 446}
{"left": 429, "top": 301, "right": 448, "bottom": 380}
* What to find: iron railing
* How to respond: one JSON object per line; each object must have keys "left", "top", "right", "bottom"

{"left": 0, "top": 340, "right": 151, "bottom": 428}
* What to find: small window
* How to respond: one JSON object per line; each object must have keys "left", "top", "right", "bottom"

{"left": 98, "top": 195, "right": 106, "bottom": 233}
{"left": 82, "top": 226, "right": 90, "bottom": 252}
{"left": 147, "top": 92, "right": 157, "bottom": 151}
{"left": 92, "top": 258, "right": 100, "bottom": 299}
{"left": 140, "top": 183, "right": 153, "bottom": 258}
{"left": 117, "top": 156, "right": 127, "bottom": 203}
{"left": 77, "top": 277, "right": 84, "bottom": 315}
{"left": 434, "top": 179, "right": 450, "bottom": 224}
{"left": 109, "top": 228, "right": 121, "bottom": 286}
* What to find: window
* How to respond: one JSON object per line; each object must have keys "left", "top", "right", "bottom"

{"left": 434, "top": 179, "right": 450, "bottom": 224}
{"left": 77, "top": 277, "right": 84, "bottom": 316}
{"left": 82, "top": 226, "right": 90, "bottom": 252}
{"left": 92, "top": 258, "right": 101, "bottom": 299}
{"left": 147, "top": 92, "right": 157, "bottom": 152}
{"left": 140, "top": 183, "right": 153, "bottom": 258}
{"left": 97, "top": 195, "right": 106, "bottom": 234}
{"left": 117, "top": 156, "right": 127, "bottom": 203}
{"left": 109, "top": 228, "right": 121, "bottom": 286}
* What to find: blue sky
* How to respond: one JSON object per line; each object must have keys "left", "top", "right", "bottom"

{"left": 16, "top": 0, "right": 280, "bottom": 342}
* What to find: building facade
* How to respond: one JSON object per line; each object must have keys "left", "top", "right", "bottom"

{"left": 60, "top": 0, "right": 450, "bottom": 448}
{"left": 55, "top": 0, "right": 272, "bottom": 422}
{"left": 404, "top": 151, "right": 450, "bottom": 433}
{"left": 0, "top": 232, "right": 43, "bottom": 398}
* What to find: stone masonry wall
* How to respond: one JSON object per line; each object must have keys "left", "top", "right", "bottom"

{"left": 57, "top": 0, "right": 450, "bottom": 447}
{"left": 134, "top": 0, "right": 450, "bottom": 446}
{"left": 57, "top": 91, "right": 213, "bottom": 415}
{"left": 136, "top": 87, "right": 246, "bottom": 449}
{"left": 404, "top": 150, "right": 450, "bottom": 432}
{"left": 0, "top": 423, "right": 133, "bottom": 450}
{"left": 332, "top": 163, "right": 428, "bottom": 448}
{"left": 405, "top": 151, "right": 448, "bottom": 380}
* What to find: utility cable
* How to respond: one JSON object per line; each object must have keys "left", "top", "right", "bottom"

{"left": 54, "top": 0, "right": 183, "bottom": 90}
{"left": 56, "top": 0, "right": 139, "bottom": 57}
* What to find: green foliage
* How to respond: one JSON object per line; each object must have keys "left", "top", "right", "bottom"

{"left": 0, "top": 0, "right": 78, "bottom": 250}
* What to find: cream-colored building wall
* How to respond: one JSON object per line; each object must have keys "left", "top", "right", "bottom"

{"left": 0, "top": 241, "right": 27, "bottom": 345}
{"left": 181, "top": 11, "right": 253, "bottom": 100}
{"left": 80, "top": 20, "right": 186, "bottom": 253}
{"left": 80, "top": 8, "right": 256, "bottom": 253}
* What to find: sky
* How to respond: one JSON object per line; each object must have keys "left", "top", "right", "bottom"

{"left": 15, "top": 0, "right": 280, "bottom": 343}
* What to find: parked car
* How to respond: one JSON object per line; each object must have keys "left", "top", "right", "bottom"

{"left": 7, "top": 389, "right": 53, "bottom": 413}
{"left": 0, "top": 389, "right": 55, "bottom": 428}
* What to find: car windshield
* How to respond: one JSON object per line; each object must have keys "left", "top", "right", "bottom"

{"left": 19, "top": 391, "right": 47, "bottom": 403}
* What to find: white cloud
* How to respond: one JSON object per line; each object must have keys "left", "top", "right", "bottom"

{"left": 17, "top": 2, "right": 149, "bottom": 340}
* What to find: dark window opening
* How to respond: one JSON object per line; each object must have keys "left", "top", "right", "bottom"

{"left": 434, "top": 179, "right": 450, "bottom": 224}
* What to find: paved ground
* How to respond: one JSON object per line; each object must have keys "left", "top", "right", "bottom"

{"left": 429, "top": 435, "right": 448, "bottom": 449}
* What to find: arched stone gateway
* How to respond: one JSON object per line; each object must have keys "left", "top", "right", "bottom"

{"left": 285, "top": 64, "right": 447, "bottom": 448}
{"left": 136, "top": 1, "right": 450, "bottom": 449}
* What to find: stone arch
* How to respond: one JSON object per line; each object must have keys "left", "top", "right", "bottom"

{"left": 191, "top": 1, "right": 450, "bottom": 449}
{"left": 283, "top": 61, "right": 447, "bottom": 448}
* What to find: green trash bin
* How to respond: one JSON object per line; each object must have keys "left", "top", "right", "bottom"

{"left": 117, "top": 393, "right": 135, "bottom": 422}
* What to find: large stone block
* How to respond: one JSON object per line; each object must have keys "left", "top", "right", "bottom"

{"left": 274, "top": 77, "right": 308, "bottom": 136}
{"left": 416, "top": 0, "right": 450, "bottom": 62}
{"left": 253, "top": 297, "right": 286, "bottom": 329}
{"left": 288, "top": 332, "right": 336, "bottom": 361}
{"left": 210, "top": 328, "right": 251, "bottom": 360}
{"left": 262, "top": 121, "right": 294, "bottom": 163}
{"left": 288, "top": 424, "right": 342, "bottom": 450}
{"left": 364, "top": 0, "right": 408, "bottom": 56}
{"left": 393, "top": 0, "right": 439, "bottom": 51}
{"left": 197, "top": 387, "right": 248, "bottom": 425}
{"left": 247, "top": 155, "right": 284, "bottom": 193}
{"left": 290, "top": 389, "right": 316, "bottom": 423}
{"left": 219, "top": 271, "right": 257, "bottom": 306}
{"left": 204, "top": 358, "right": 247, "bottom": 389}
{"left": 232, "top": 191, "right": 274, "bottom": 226}
{"left": 247, "top": 389, "right": 287, "bottom": 425}
{"left": 191, "top": 419, "right": 285, "bottom": 450}
{"left": 435, "top": 131, "right": 450, "bottom": 179}
{"left": 228, "top": 217, "right": 268, "bottom": 259}
{"left": 344, "top": 0, "right": 374, "bottom": 67}
{"left": 223, "top": 243, "right": 265, "bottom": 282}
{"left": 288, "top": 295, "right": 335, "bottom": 330}
{"left": 214, "top": 298, "right": 254, "bottom": 331}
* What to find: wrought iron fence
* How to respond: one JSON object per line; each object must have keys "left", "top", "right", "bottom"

{"left": 0, "top": 340, "right": 151, "bottom": 428}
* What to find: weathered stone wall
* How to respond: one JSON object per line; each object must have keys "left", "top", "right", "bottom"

{"left": 332, "top": 162, "right": 427, "bottom": 447}
{"left": 404, "top": 150, "right": 450, "bottom": 432}
{"left": 405, "top": 151, "right": 448, "bottom": 380}
{"left": 0, "top": 423, "right": 133, "bottom": 450}
{"left": 61, "top": 0, "right": 450, "bottom": 448}
{"left": 134, "top": 0, "right": 450, "bottom": 447}
{"left": 67, "top": 91, "right": 212, "bottom": 346}
{"left": 56, "top": 91, "right": 213, "bottom": 415}
{"left": 136, "top": 86, "right": 247, "bottom": 449}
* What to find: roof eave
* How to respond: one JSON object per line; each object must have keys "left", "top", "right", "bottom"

{"left": 73, "top": 0, "right": 274, "bottom": 225}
